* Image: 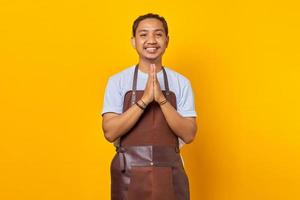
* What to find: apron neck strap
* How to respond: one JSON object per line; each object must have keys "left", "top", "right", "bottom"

{"left": 162, "top": 66, "right": 170, "bottom": 96}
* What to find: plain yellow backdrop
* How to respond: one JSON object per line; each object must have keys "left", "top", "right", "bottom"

{"left": 1, "top": 0, "right": 299, "bottom": 199}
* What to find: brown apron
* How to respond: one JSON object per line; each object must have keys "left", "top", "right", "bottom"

{"left": 110, "top": 64, "right": 190, "bottom": 200}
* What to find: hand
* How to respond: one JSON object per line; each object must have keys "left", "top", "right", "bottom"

{"left": 152, "top": 64, "right": 166, "bottom": 103}
{"left": 141, "top": 64, "right": 154, "bottom": 105}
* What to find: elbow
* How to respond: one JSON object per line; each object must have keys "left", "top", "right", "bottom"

{"left": 184, "top": 135, "right": 195, "bottom": 144}
{"left": 104, "top": 131, "right": 116, "bottom": 143}
{"left": 184, "top": 125, "right": 197, "bottom": 144}
{"left": 102, "top": 122, "right": 117, "bottom": 143}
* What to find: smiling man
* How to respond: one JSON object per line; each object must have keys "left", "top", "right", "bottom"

{"left": 101, "top": 13, "right": 197, "bottom": 200}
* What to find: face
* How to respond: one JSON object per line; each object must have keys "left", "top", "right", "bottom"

{"left": 131, "top": 18, "right": 169, "bottom": 61}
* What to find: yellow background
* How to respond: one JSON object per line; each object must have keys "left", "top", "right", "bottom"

{"left": 1, "top": 0, "right": 299, "bottom": 199}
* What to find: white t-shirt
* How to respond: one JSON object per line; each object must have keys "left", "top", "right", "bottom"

{"left": 101, "top": 64, "right": 197, "bottom": 148}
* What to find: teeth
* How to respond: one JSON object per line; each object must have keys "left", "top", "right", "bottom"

{"left": 145, "top": 47, "right": 158, "bottom": 52}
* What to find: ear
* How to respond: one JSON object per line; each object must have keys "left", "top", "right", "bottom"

{"left": 166, "top": 36, "right": 169, "bottom": 48}
{"left": 131, "top": 36, "right": 136, "bottom": 49}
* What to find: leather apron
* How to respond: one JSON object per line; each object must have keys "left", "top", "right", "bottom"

{"left": 110, "top": 64, "right": 190, "bottom": 200}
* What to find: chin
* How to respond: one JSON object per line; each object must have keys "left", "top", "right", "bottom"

{"left": 144, "top": 56, "right": 160, "bottom": 61}
{"left": 143, "top": 53, "right": 163, "bottom": 60}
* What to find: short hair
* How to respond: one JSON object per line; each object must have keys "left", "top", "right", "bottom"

{"left": 132, "top": 13, "right": 169, "bottom": 37}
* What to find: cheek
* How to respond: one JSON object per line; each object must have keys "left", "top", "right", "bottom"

{"left": 158, "top": 39, "right": 167, "bottom": 46}
{"left": 136, "top": 42, "right": 145, "bottom": 50}
{"left": 134, "top": 39, "right": 142, "bottom": 45}
{"left": 159, "top": 42, "right": 167, "bottom": 49}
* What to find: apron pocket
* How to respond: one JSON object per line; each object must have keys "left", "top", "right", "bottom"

{"left": 127, "top": 166, "right": 176, "bottom": 200}
{"left": 152, "top": 166, "right": 177, "bottom": 200}
{"left": 127, "top": 166, "right": 153, "bottom": 200}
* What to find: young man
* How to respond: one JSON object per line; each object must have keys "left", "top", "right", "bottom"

{"left": 101, "top": 13, "right": 197, "bottom": 200}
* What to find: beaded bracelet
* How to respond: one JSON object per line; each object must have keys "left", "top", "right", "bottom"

{"left": 159, "top": 98, "right": 168, "bottom": 105}
{"left": 135, "top": 101, "right": 145, "bottom": 110}
{"left": 140, "top": 99, "right": 147, "bottom": 107}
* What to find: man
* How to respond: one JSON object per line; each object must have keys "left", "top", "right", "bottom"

{"left": 101, "top": 13, "right": 197, "bottom": 200}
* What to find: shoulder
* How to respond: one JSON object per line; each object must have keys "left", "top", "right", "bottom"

{"left": 109, "top": 65, "right": 135, "bottom": 81}
{"left": 106, "top": 65, "right": 135, "bottom": 86}
{"left": 164, "top": 66, "right": 191, "bottom": 86}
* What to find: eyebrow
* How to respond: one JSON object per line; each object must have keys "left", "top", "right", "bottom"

{"left": 138, "top": 29, "right": 165, "bottom": 33}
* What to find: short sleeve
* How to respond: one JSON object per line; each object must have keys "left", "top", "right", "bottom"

{"left": 101, "top": 77, "right": 123, "bottom": 116}
{"left": 177, "top": 80, "right": 197, "bottom": 117}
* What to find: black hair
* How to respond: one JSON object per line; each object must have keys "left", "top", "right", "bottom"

{"left": 132, "top": 13, "right": 168, "bottom": 37}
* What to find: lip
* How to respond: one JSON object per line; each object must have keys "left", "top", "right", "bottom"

{"left": 144, "top": 47, "right": 160, "bottom": 54}
{"left": 144, "top": 46, "right": 160, "bottom": 49}
{"left": 144, "top": 47, "right": 160, "bottom": 52}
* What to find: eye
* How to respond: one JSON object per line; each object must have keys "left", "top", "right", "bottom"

{"left": 140, "top": 34, "right": 146, "bottom": 37}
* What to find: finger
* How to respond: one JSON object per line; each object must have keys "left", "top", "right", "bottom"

{"left": 152, "top": 64, "right": 156, "bottom": 82}
{"left": 152, "top": 65, "right": 156, "bottom": 94}
{"left": 148, "top": 64, "right": 153, "bottom": 80}
{"left": 150, "top": 64, "right": 154, "bottom": 81}
{"left": 148, "top": 64, "right": 153, "bottom": 81}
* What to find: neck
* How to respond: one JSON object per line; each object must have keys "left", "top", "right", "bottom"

{"left": 138, "top": 58, "right": 162, "bottom": 74}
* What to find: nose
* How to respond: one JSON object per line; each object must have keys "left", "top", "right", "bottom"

{"left": 146, "top": 34, "right": 157, "bottom": 44}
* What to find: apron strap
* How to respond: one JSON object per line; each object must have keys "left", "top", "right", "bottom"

{"left": 175, "top": 137, "right": 180, "bottom": 153}
{"left": 131, "top": 64, "right": 139, "bottom": 106}
{"left": 162, "top": 67, "right": 170, "bottom": 96}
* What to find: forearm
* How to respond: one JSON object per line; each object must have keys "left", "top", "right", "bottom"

{"left": 103, "top": 100, "right": 145, "bottom": 142}
{"left": 159, "top": 101, "right": 197, "bottom": 144}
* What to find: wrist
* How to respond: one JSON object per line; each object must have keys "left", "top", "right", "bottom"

{"left": 135, "top": 101, "right": 145, "bottom": 110}
{"left": 141, "top": 97, "right": 150, "bottom": 106}
{"left": 157, "top": 95, "right": 166, "bottom": 103}
{"left": 158, "top": 97, "right": 168, "bottom": 106}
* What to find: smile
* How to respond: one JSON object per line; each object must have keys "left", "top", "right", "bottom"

{"left": 144, "top": 47, "right": 160, "bottom": 53}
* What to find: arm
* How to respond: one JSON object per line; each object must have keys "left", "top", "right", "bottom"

{"left": 152, "top": 64, "right": 197, "bottom": 144}
{"left": 159, "top": 99, "right": 197, "bottom": 144}
{"left": 102, "top": 66, "right": 154, "bottom": 143}
{"left": 102, "top": 99, "right": 146, "bottom": 143}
